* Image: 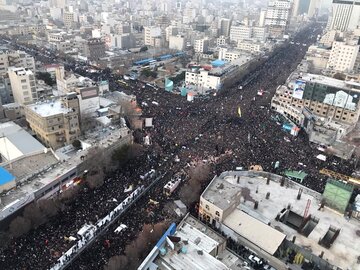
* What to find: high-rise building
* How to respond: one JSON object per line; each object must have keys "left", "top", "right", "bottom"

{"left": 328, "top": 0, "right": 360, "bottom": 31}
{"left": 219, "top": 18, "right": 231, "bottom": 37}
{"left": 327, "top": 41, "right": 360, "bottom": 72}
{"left": 84, "top": 38, "right": 106, "bottom": 61}
{"left": 230, "top": 25, "right": 267, "bottom": 42}
{"left": 63, "top": 11, "right": 75, "bottom": 29}
{"left": 8, "top": 67, "right": 37, "bottom": 105}
{"left": 265, "top": 0, "right": 292, "bottom": 37}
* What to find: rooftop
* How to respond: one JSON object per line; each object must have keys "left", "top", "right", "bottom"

{"left": 202, "top": 175, "right": 241, "bottom": 210}
{"left": 27, "top": 100, "right": 73, "bottom": 117}
{"left": 300, "top": 73, "right": 360, "bottom": 92}
{"left": 0, "top": 121, "right": 47, "bottom": 161}
{"left": 212, "top": 171, "right": 360, "bottom": 269}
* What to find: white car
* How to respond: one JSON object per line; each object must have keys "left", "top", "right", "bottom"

{"left": 248, "top": 254, "right": 263, "bottom": 266}
{"left": 114, "top": 224, "right": 127, "bottom": 234}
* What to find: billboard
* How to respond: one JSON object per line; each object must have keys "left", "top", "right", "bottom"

{"left": 293, "top": 80, "right": 306, "bottom": 99}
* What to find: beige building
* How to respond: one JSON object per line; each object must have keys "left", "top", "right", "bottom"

{"left": 63, "top": 11, "right": 75, "bottom": 29}
{"left": 0, "top": 50, "right": 35, "bottom": 76}
{"left": 144, "top": 26, "right": 162, "bottom": 46}
{"left": 199, "top": 174, "right": 241, "bottom": 225}
{"left": 271, "top": 73, "right": 360, "bottom": 127}
{"left": 327, "top": 41, "right": 359, "bottom": 73}
{"left": 237, "top": 40, "right": 263, "bottom": 53}
{"left": 24, "top": 93, "right": 81, "bottom": 150}
{"left": 194, "top": 38, "right": 209, "bottom": 53}
{"left": 8, "top": 67, "right": 37, "bottom": 105}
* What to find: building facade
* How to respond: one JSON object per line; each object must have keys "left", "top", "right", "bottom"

{"left": 84, "top": 38, "right": 106, "bottom": 61}
{"left": 328, "top": 0, "right": 360, "bottom": 31}
{"left": 8, "top": 67, "right": 37, "bottom": 105}
{"left": 327, "top": 41, "right": 360, "bottom": 72}
{"left": 24, "top": 94, "right": 81, "bottom": 150}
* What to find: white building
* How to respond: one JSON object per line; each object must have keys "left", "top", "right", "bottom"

{"left": 110, "top": 33, "right": 135, "bottom": 49}
{"left": 230, "top": 25, "right": 267, "bottom": 43}
{"left": 8, "top": 67, "right": 37, "bottom": 105}
{"left": 237, "top": 40, "right": 263, "bottom": 53}
{"left": 265, "top": 0, "right": 292, "bottom": 37}
{"left": 327, "top": 41, "right": 360, "bottom": 72}
{"left": 328, "top": 0, "right": 360, "bottom": 31}
{"left": 218, "top": 48, "right": 242, "bottom": 62}
{"left": 194, "top": 38, "right": 209, "bottom": 53}
{"left": 216, "top": 36, "right": 229, "bottom": 46}
{"left": 185, "top": 68, "right": 222, "bottom": 90}
{"left": 169, "top": 35, "right": 186, "bottom": 51}
{"left": 144, "top": 26, "right": 162, "bottom": 46}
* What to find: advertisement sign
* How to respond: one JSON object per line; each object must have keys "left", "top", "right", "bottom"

{"left": 293, "top": 80, "right": 306, "bottom": 99}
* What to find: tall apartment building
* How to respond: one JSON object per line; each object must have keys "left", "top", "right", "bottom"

{"left": 219, "top": 18, "right": 231, "bottom": 37}
{"left": 84, "top": 38, "right": 106, "bottom": 61}
{"left": 194, "top": 38, "right": 209, "bottom": 53}
{"left": 229, "top": 25, "right": 267, "bottom": 42}
{"left": 63, "top": 11, "right": 75, "bottom": 29}
{"left": 0, "top": 50, "right": 35, "bottom": 76}
{"left": 328, "top": 0, "right": 360, "bottom": 31}
{"left": 265, "top": 0, "right": 292, "bottom": 37}
{"left": 144, "top": 26, "right": 162, "bottom": 46}
{"left": 8, "top": 67, "right": 37, "bottom": 105}
{"left": 327, "top": 41, "right": 360, "bottom": 72}
{"left": 110, "top": 34, "right": 136, "bottom": 49}
{"left": 24, "top": 93, "right": 81, "bottom": 150}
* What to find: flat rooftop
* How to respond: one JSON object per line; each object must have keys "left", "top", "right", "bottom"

{"left": 0, "top": 126, "right": 131, "bottom": 221}
{"left": 202, "top": 175, "right": 241, "bottom": 210}
{"left": 216, "top": 171, "right": 360, "bottom": 270}
{"left": 301, "top": 73, "right": 360, "bottom": 92}
{"left": 27, "top": 100, "right": 73, "bottom": 117}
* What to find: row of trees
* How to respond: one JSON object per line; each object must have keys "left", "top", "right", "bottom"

{"left": 0, "top": 143, "right": 143, "bottom": 249}
{"left": 104, "top": 222, "right": 168, "bottom": 270}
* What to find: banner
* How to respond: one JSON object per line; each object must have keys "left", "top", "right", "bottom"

{"left": 293, "top": 80, "right": 306, "bottom": 99}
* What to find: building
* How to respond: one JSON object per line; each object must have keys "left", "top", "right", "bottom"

{"left": 194, "top": 38, "right": 209, "bottom": 53}
{"left": 63, "top": 11, "right": 75, "bottom": 29}
{"left": 328, "top": 0, "right": 360, "bottom": 31}
{"left": 237, "top": 40, "right": 263, "bottom": 53}
{"left": 83, "top": 38, "right": 106, "bottom": 61}
{"left": 199, "top": 170, "right": 360, "bottom": 269}
{"left": 265, "top": 0, "right": 292, "bottom": 38}
{"left": 0, "top": 121, "right": 47, "bottom": 162}
{"left": 185, "top": 68, "right": 222, "bottom": 90}
{"left": 326, "top": 41, "right": 360, "bottom": 73}
{"left": 8, "top": 67, "right": 37, "bottom": 105}
{"left": 0, "top": 49, "right": 35, "bottom": 76}
{"left": 110, "top": 33, "right": 136, "bottom": 50}
{"left": 216, "top": 36, "right": 229, "bottom": 46}
{"left": 219, "top": 18, "right": 231, "bottom": 36}
{"left": 144, "top": 26, "right": 162, "bottom": 46}
{"left": 169, "top": 35, "right": 186, "bottom": 51}
{"left": 139, "top": 214, "right": 246, "bottom": 270}
{"left": 24, "top": 94, "right": 81, "bottom": 150}
{"left": 230, "top": 25, "right": 267, "bottom": 43}
{"left": 271, "top": 73, "right": 360, "bottom": 127}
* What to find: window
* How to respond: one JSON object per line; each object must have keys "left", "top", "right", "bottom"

{"left": 215, "top": 211, "right": 220, "bottom": 216}
{"left": 205, "top": 204, "right": 209, "bottom": 210}
{"left": 21, "top": 79, "right": 26, "bottom": 83}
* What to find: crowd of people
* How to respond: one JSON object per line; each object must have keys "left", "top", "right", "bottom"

{"left": 0, "top": 23, "right": 357, "bottom": 270}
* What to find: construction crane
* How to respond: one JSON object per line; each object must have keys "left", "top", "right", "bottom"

{"left": 319, "top": 168, "right": 360, "bottom": 187}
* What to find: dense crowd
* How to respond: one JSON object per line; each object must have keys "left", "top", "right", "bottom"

{"left": 0, "top": 23, "right": 356, "bottom": 270}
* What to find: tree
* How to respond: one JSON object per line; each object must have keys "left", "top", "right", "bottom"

{"left": 0, "top": 231, "right": 11, "bottom": 249}
{"left": 9, "top": 216, "right": 31, "bottom": 238}
{"left": 86, "top": 169, "right": 105, "bottom": 189}
{"left": 104, "top": 255, "right": 128, "bottom": 270}
{"left": 23, "top": 203, "right": 47, "bottom": 228}
{"left": 72, "top": 139, "right": 82, "bottom": 149}
{"left": 333, "top": 73, "right": 346, "bottom": 81}
{"left": 36, "top": 72, "right": 56, "bottom": 86}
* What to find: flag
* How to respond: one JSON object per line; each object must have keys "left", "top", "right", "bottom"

{"left": 238, "top": 106, "right": 242, "bottom": 118}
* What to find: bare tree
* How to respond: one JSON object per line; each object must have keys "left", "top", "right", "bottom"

{"left": 9, "top": 216, "right": 31, "bottom": 238}
{"left": 23, "top": 203, "right": 47, "bottom": 228}
{"left": 0, "top": 231, "right": 11, "bottom": 249}
{"left": 104, "top": 255, "right": 128, "bottom": 270}
{"left": 38, "top": 199, "right": 62, "bottom": 218}
{"left": 86, "top": 169, "right": 105, "bottom": 189}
